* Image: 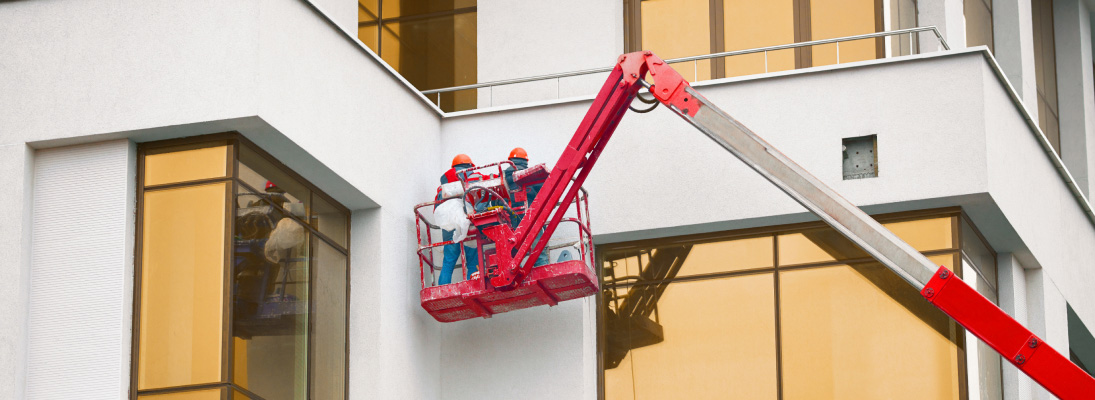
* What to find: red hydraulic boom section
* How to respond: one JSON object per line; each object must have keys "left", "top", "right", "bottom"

{"left": 415, "top": 51, "right": 1095, "bottom": 397}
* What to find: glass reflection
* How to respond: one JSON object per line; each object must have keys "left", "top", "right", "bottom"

{"left": 311, "top": 239, "right": 348, "bottom": 400}
{"left": 603, "top": 213, "right": 974, "bottom": 399}
{"left": 969, "top": 258, "right": 1004, "bottom": 400}
{"left": 608, "top": 275, "right": 778, "bottom": 399}
{"left": 355, "top": 1, "right": 477, "bottom": 112}
{"left": 381, "top": 13, "right": 477, "bottom": 111}
{"left": 678, "top": 236, "right": 774, "bottom": 276}
{"left": 778, "top": 228, "right": 867, "bottom": 266}
{"left": 778, "top": 216, "right": 955, "bottom": 265}
{"left": 357, "top": 0, "right": 379, "bottom": 51}
{"left": 311, "top": 193, "right": 348, "bottom": 248}
{"left": 137, "top": 137, "right": 350, "bottom": 399}
{"left": 780, "top": 264, "right": 962, "bottom": 399}
{"left": 233, "top": 187, "right": 310, "bottom": 400}
{"left": 238, "top": 146, "right": 309, "bottom": 219}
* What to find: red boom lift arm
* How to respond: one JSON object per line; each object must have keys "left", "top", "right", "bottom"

{"left": 480, "top": 51, "right": 1095, "bottom": 398}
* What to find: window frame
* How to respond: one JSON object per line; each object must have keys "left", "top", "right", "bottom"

{"left": 597, "top": 207, "right": 996, "bottom": 399}
{"left": 623, "top": 0, "right": 886, "bottom": 79}
{"left": 1031, "top": 0, "right": 1061, "bottom": 153}
{"left": 357, "top": 0, "right": 478, "bottom": 112}
{"left": 131, "top": 132, "right": 352, "bottom": 400}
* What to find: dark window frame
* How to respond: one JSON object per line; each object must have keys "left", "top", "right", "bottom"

{"left": 596, "top": 207, "right": 993, "bottom": 399}
{"left": 131, "top": 132, "right": 352, "bottom": 400}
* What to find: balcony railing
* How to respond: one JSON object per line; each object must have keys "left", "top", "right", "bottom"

{"left": 423, "top": 26, "right": 949, "bottom": 112}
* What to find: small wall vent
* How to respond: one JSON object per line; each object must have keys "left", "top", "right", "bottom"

{"left": 842, "top": 135, "right": 877, "bottom": 180}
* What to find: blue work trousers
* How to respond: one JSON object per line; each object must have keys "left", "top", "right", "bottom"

{"left": 440, "top": 229, "right": 478, "bottom": 285}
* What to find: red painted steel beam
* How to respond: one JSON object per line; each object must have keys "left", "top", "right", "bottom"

{"left": 923, "top": 266, "right": 1095, "bottom": 398}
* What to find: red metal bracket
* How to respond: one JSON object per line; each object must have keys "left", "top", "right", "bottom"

{"left": 922, "top": 266, "right": 1095, "bottom": 399}
{"left": 637, "top": 52, "right": 699, "bottom": 117}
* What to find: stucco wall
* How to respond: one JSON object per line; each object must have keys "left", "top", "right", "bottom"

{"left": 0, "top": 144, "right": 34, "bottom": 400}
{"left": 0, "top": 1, "right": 444, "bottom": 398}
{"left": 25, "top": 140, "right": 135, "bottom": 399}
{"left": 476, "top": 0, "right": 624, "bottom": 107}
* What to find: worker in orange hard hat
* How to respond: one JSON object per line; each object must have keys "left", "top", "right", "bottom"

{"left": 503, "top": 147, "right": 550, "bottom": 267}
{"left": 436, "top": 154, "right": 483, "bottom": 285}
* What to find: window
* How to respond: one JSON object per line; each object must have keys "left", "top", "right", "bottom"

{"left": 358, "top": 0, "right": 477, "bottom": 112}
{"left": 600, "top": 210, "right": 999, "bottom": 399}
{"left": 1032, "top": 0, "right": 1060, "bottom": 153}
{"left": 1068, "top": 304, "right": 1095, "bottom": 377}
{"left": 959, "top": 215, "right": 1003, "bottom": 400}
{"left": 890, "top": 0, "right": 919, "bottom": 57}
{"left": 134, "top": 134, "right": 350, "bottom": 400}
{"left": 964, "top": 0, "right": 994, "bottom": 53}
{"left": 624, "top": 0, "right": 889, "bottom": 81}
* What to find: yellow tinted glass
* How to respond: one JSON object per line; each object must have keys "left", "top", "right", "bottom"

{"left": 358, "top": 25, "right": 378, "bottom": 52}
{"left": 778, "top": 228, "right": 866, "bottom": 266}
{"left": 615, "top": 275, "right": 778, "bottom": 399}
{"left": 144, "top": 144, "right": 228, "bottom": 186}
{"left": 138, "top": 183, "right": 227, "bottom": 390}
{"left": 604, "top": 349, "right": 635, "bottom": 400}
{"left": 641, "top": 0, "right": 713, "bottom": 82}
{"left": 357, "top": 0, "right": 379, "bottom": 51}
{"left": 377, "top": 11, "right": 477, "bottom": 112}
{"left": 928, "top": 253, "right": 960, "bottom": 275}
{"left": 677, "top": 236, "right": 774, "bottom": 276}
{"left": 810, "top": 0, "right": 879, "bottom": 66}
{"left": 779, "top": 216, "right": 955, "bottom": 265}
{"left": 780, "top": 264, "right": 961, "bottom": 399}
{"left": 883, "top": 216, "right": 955, "bottom": 252}
{"left": 723, "top": 0, "right": 796, "bottom": 76}
{"left": 138, "top": 388, "right": 224, "bottom": 400}
{"left": 602, "top": 250, "right": 652, "bottom": 284}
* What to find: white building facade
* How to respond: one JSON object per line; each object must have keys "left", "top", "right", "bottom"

{"left": 2, "top": 0, "right": 1095, "bottom": 399}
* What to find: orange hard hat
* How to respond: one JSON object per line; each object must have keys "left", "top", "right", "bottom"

{"left": 452, "top": 154, "right": 473, "bottom": 167}
{"left": 509, "top": 147, "right": 528, "bottom": 160}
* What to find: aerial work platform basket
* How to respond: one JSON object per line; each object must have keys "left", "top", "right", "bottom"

{"left": 414, "top": 162, "right": 597, "bottom": 322}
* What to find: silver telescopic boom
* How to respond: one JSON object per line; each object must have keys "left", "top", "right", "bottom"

{"left": 664, "top": 84, "right": 939, "bottom": 289}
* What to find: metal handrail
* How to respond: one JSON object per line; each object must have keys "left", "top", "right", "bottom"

{"left": 421, "top": 26, "right": 948, "bottom": 96}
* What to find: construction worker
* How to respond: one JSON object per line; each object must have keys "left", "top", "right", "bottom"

{"left": 504, "top": 147, "right": 550, "bottom": 267}
{"left": 437, "top": 154, "right": 482, "bottom": 285}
